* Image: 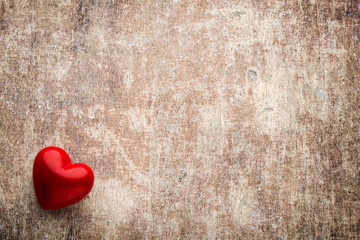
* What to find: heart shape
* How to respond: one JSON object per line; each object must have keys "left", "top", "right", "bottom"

{"left": 33, "top": 146, "right": 94, "bottom": 210}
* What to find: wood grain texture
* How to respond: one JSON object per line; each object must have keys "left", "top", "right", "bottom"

{"left": 0, "top": 0, "right": 359, "bottom": 239}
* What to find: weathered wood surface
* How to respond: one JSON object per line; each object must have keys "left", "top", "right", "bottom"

{"left": 0, "top": 0, "right": 359, "bottom": 239}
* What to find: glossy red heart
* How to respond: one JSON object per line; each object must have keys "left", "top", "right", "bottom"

{"left": 33, "top": 146, "right": 94, "bottom": 210}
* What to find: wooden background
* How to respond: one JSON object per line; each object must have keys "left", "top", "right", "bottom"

{"left": 0, "top": 0, "right": 359, "bottom": 239}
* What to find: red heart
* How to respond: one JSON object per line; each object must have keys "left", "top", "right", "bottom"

{"left": 33, "top": 146, "right": 94, "bottom": 210}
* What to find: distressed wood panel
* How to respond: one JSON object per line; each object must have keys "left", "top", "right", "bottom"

{"left": 0, "top": 0, "right": 359, "bottom": 239}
